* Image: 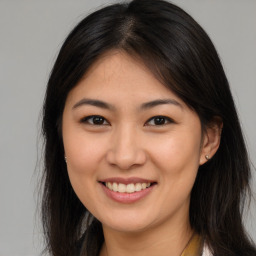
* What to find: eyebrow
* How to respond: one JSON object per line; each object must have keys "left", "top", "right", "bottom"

{"left": 72, "top": 98, "right": 182, "bottom": 110}
{"left": 140, "top": 99, "right": 183, "bottom": 110}
{"left": 73, "top": 98, "right": 115, "bottom": 110}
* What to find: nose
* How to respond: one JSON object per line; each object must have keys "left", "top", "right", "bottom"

{"left": 106, "top": 125, "right": 147, "bottom": 170}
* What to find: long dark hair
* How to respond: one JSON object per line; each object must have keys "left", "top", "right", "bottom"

{"left": 41, "top": 0, "right": 256, "bottom": 255}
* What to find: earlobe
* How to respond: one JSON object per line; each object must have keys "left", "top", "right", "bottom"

{"left": 199, "top": 118, "right": 223, "bottom": 165}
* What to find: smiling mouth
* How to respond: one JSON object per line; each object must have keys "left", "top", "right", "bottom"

{"left": 101, "top": 182, "right": 156, "bottom": 193}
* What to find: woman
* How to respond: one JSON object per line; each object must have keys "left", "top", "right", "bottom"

{"left": 41, "top": 0, "right": 256, "bottom": 255}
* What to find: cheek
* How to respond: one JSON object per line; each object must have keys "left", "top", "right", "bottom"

{"left": 64, "top": 130, "right": 106, "bottom": 174}
{"left": 148, "top": 130, "right": 202, "bottom": 173}
{"left": 148, "top": 132, "right": 201, "bottom": 213}
{"left": 62, "top": 129, "right": 106, "bottom": 202}
{"left": 63, "top": 139, "right": 104, "bottom": 214}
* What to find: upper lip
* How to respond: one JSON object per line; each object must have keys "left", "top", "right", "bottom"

{"left": 100, "top": 177, "right": 156, "bottom": 185}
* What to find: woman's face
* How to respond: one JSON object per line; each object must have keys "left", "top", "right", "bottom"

{"left": 62, "top": 51, "right": 208, "bottom": 233}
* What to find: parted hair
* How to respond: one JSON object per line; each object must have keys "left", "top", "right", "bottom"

{"left": 41, "top": 0, "right": 256, "bottom": 255}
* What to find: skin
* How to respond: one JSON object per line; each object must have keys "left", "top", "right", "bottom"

{"left": 62, "top": 51, "right": 221, "bottom": 256}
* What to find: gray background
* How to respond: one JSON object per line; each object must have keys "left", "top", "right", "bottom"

{"left": 0, "top": 0, "right": 255, "bottom": 255}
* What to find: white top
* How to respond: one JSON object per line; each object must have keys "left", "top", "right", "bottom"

{"left": 202, "top": 244, "right": 212, "bottom": 256}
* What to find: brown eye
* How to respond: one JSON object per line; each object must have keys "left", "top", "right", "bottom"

{"left": 81, "top": 115, "right": 109, "bottom": 125}
{"left": 145, "top": 116, "right": 173, "bottom": 126}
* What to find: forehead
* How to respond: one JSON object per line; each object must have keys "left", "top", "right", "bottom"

{"left": 67, "top": 50, "right": 183, "bottom": 105}
{"left": 83, "top": 51, "right": 156, "bottom": 86}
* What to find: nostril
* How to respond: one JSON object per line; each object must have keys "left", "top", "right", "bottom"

{"left": 106, "top": 148, "right": 147, "bottom": 170}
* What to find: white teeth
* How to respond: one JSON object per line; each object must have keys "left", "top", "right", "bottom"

{"left": 105, "top": 182, "right": 152, "bottom": 193}
{"left": 106, "top": 182, "right": 112, "bottom": 190}
{"left": 112, "top": 182, "right": 118, "bottom": 192}
{"left": 118, "top": 183, "right": 126, "bottom": 193}
{"left": 126, "top": 184, "right": 135, "bottom": 193}
{"left": 135, "top": 183, "right": 142, "bottom": 192}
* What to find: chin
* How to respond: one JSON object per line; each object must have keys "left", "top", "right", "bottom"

{"left": 99, "top": 211, "right": 157, "bottom": 234}
{"left": 103, "top": 222, "right": 151, "bottom": 234}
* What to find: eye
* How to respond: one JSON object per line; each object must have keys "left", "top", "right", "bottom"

{"left": 80, "top": 115, "right": 109, "bottom": 125}
{"left": 145, "top": 116, "right": 174, "bottom": 126}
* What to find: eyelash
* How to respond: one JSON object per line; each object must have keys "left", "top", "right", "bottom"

{"left": 80, "top": 115, "right": 174, "bottom": 126}
{"left": 145, "top": 116, "right": 174, "bottom": 126}
{"left": 80, "top": 115, "right": 109, "bottom": 125}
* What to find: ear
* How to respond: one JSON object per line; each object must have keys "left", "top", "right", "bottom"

{"left": 199, "top": 117, "right": 223, "bottom": 165}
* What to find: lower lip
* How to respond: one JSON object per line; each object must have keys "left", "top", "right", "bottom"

{"left": 101, "top": 183, "right": 155, "bottom": 203}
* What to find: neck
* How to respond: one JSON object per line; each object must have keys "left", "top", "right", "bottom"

{"left": 99, "top": 217, "right": 193, "bottom": 256}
